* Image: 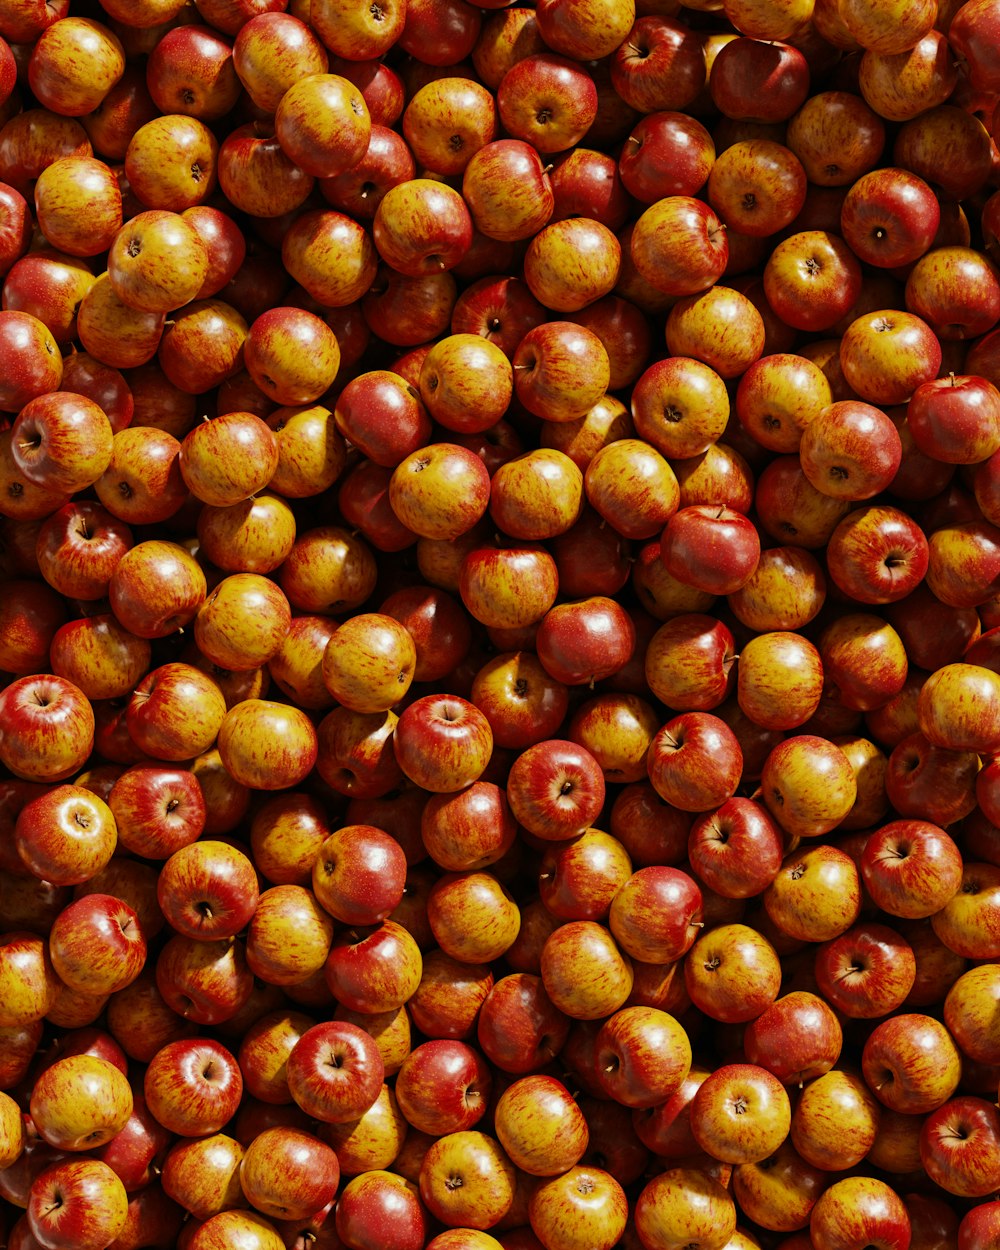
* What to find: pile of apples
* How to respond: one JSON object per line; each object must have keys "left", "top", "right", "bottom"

{"left": 4, "top": 0, "right": 1000, "bottom": 1248}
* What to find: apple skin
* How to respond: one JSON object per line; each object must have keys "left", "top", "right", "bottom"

{"left": 373, "top": 178, "right": 473, "bottom": 277}
{"left": 217, "top": 699, "right": 318, "bottom": 791}
{"left": 407, "top": 950, "right": 494, "bottom": 1042}
{"left": 612, "top": 17, "right": 705, "bottom": 113}
{"left": 0, "top": 674, "right": 95, "bottom": 784}
{"left": 943, "top": 963, "right": 1000, "bottom": 1065}
{"left": 161, "top": 1131, "right": 245, "bottom": 1220}
{"left": 157, "top": 840, "right": 260, "bottom": 942}
{"left": 334, "top": 1170, "right": 429, "bottom": 1250}
{"left": 325, "top": 919, "right": 422, "bottom": 1015}
{"left": 917, "top": 661, "right": 1000, "bottom": 754}
{"left": 744, "top": 990, "right": 843, "bottom": 1086}
{"left": 393, "top": 695, "right": 493, "bottom": 794}
{"left": 840, "top": 307, "right": 943, "bottom": 410}
{"left": 764, "top": 844, "right": 863, "bottom": 945}
{"left": 540, "top": 921, "right": 633, "bottom": 1022}
{"left": 108, "top": 765, "right": 206, "bottom": 860}
{"left": 312, "top": 822, "right": 406, "bottom": 926}
{"left": 48, "top": 893, "right": 147, "bottom": 997}
{"left": 647, "top": 712, "right": 743, "bottom": 815}
{"left": 861, "top": 819, "right": 964, "bottom": 919}
{"left": 394, "top": 1038, "right": 491, "bottom": 1139}
{"left": 244, "top": 883, "right": 334, "bottom": 990}
{"left": 634, "top": 1167, "right": 737, "bottom": 1250}
{"left": 239, "top": 1126, "right": 340, "bottom": 1223}
{"left": 535, "top": 596, "right": 634, "bottom": 686}
{"left": 15, "top": 784, "right": 117, "bottom": 887}
{"left": 493, "top": 1075, "right": 588, "bottom": 1178}
{"left": 187, "top": 1209, "right": 286, "bottom": 1250}
{"left": 421, "top": 782, "right": 516, "bottom": 874}
{"left": 609, "top": 866, "right": 703, "bottom": 965}
{"left": 512, "top": 321, "right": 611, "bottom": 423}
{"left": 594, "top": 1005, "right": 691, "bottom": 1110}
{"left": 126, "top": 661, "right": 228, "bottom": 763}
{"left": 645, "top": 613, "right": 736, "bottom": 711}
{"left": 684, "top": 922, "right": 782, "bottom": 1024}
{"left": 930, "top": 861, "right": 1000, "bottom": 960}
{"left": 476, "top": 971, "right": 570, "bottom": 1076}
{"left": 690, "top": 1062, "right": 791, "bottom": 1167}
{"left": 497, "top": 53, "right": 598, "bottom": 154}
{"left": 862, "top": 1013, "right": 962, "bottom": 1115}
{"left": 27, "top": 1157, "right": 129, "bottom": 1250}
{"left": 814, "top": 921, "right": 917, "bottom": 1019}
{"left": 809, "top": 1176, "right": 911, "bottom": 1250}
{"left": 144, "top": 1037, "right": 243, "bottom": 1138}
{"left": 688, "top": 798, "right": 785, "bottom": 901}
{"left": 958, "top": 1200, "right": 1000, "bottom": 1250}
{"left": 30, "top": 1053, "right": 133, "bottom": 1152}
{"left": 920, "top": 1100, "right": 1000, "bottom": 1195}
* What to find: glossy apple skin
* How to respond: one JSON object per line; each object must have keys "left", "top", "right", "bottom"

{"left": 862, "top": 1012, "right": 962, "bottom": 1115}
{"left": 334, "top": 1170, "right": 429, "bottom": 1250}
{"left": 30, "top": 1053, "right": 133, "bottom": 1152}
{"left": 684, "top": 923, "right": 782, "bottom": 1023}
{"left": 48, "top": 893, "right": 147, "bottom": 997}
{"left": 393, "top": 695, "right": 493, "bottom": 794}
{"left": 609, "top": 865, "right": 703, "bottom": 966}
{"left": 144, "top": 1037, "right": 243, "bottom": 1138}
{"left": 943, "top": 963, "right": 1000, "bottom": 1065}
{"left": 634, "top": 1167, "right": 736, "bottom": 1250}
{"left": 744, "top": 990, "right": 843, "bottom": 1086}
{"left": 861, "top": 819, "right": 964, "bottom": 918}
{"left": 27, "top": 1157, "right": 129, "bottom": 1250}
{"left": 809, "top": 1175, "right": 911, "bottom": 1250}
{"left": 493, "top": 1074, "right": 588, "bottom": 1178}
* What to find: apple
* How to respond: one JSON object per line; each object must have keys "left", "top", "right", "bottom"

{"left": 612, "top": 16, "right": 705, "bottom": 113}
{"left": 634, "top": 1168, "right": 737, "bottom": 1250}
{"left": 30, "top": 1053, "right": 133, "bottom": 1151}
{"left": 861, "top": 819, "right": 964, "bottom": 918}
{"left": 943, "top": 963, "right": 1000, "bottom": 1066}
{"left": 144, "top": 1037, "right": 243, "bottom": 1137}
{"left": 584, "top": 439, "right": 680, "bottom": 542}
{"left": 512, "top": 321, "right": 610, "bottom": 423}
{"left": 839, "top": 308, "right": 942, "bottom": 407}
{"left": 389, "top": 443, "right": 491, "bottom": 542}
{"left": 325, "top": 919, "right": 422, "bottom": 1015}
{"left": 393, "top": 694, "right": 493, "bottom": 794}
{"left": 809, "top": 1176, "right": 910, "bottom": 1250}
{"left": 496, "top": 53, "right": 598, "bottom": 154}
{"left": 529, "top": 1164, "right": 628, "bottom": 1250}
{"left": 684, "top": 922, "right": 782, "bottom": 1023}
{"left": 476, "top": 971, "right": 571, "bottom": 1076}
{"left": 161, "top": 1132, "right": 245, "bottom": 1221}
{"left": 311, "top": 824, "right": 406, "bottom": 927}
{"left": 335, "top": 1171, "right": 429, "bottom": 1250}
{"left": 48, "top": 894, "right": 146, "bottom": 997}
{"left": 493, "top": 1075, "right": 588, "bottom": 1177}
{"left": 862, "top": 1013, "right": 962, "bottom": 1114}
{"left": 540, "top": 921, "right": 634, "bottom": 1022}
{"left": 188, "top": 1209, "right": 286, "bottom": 1250}
{"left": 27, "top": 1158, "right": 129, "bottom": 1250}
{"left": 647, "top": 713, "right": 742, "bottom": 813}
{"left": 126, "top": 661, "right": 227, "bottom": 762}
{"left": 394, "top": 1038, "right": 491, "bottom": 1141}
{"left": 244, "top": 883, "right": 334, "bottom": 989}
